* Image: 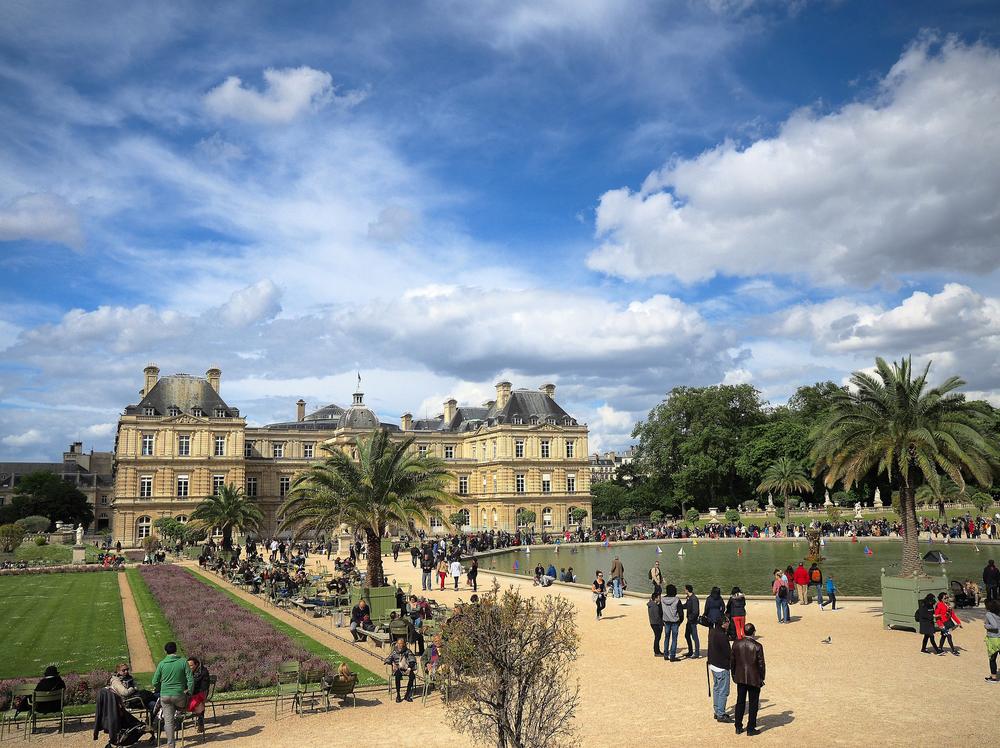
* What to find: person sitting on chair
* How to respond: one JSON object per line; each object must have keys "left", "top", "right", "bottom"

{"left": 186, "top": 657, "right": 210, "bottom": 734}
{"left": 33, "top": 666, "right": 66, "bottom": 713}
{"left": 384, "top": 638, "right": 418, "bottom": 702}
{"left": 109, "top": 663, "right": 155, "bottom": 714}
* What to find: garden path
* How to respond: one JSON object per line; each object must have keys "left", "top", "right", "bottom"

{"left": 117, "top": 571, "right": 154, "bottom": 672}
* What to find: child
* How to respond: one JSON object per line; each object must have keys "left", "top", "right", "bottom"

{"left": 821, "top": 576, "right": 837, "bottom": 610}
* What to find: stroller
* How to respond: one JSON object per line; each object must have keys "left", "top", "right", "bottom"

{"left": 93, "top": 688, "right": 146, "bottom": 747}
{"left": 950, "top": 580, "right": 977, "bottom": 609}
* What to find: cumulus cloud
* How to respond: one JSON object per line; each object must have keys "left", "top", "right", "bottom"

{"left": 217, "top": 279, "right": 283, "bottom": 327}
{"left": 589, "top": 38, "right": 1000, "bottom": 285}
{"left": 0, "top": 193, "right": 84, "bottom": 249}
{"left": 2, "top": 428, "right": 45, "bottom": 447}
{"left": 204, "top": 67, "right": 362, "bottom": 124}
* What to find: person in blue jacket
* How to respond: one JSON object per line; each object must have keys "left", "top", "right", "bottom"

{"left": 821, "top": 577, "right": 837, "bottom": 610}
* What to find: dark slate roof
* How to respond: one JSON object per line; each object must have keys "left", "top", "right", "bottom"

{"left": 124, "top": 374, "right": 238, "bottom": 417}
{"left": 495, "top": 390, "right": 575, "bottom": 425}
{"left": 338, "top": 405, "right": 382, "bottom": 430}
{"left": 304, "top": 404, "right": 345, "bottom": 422}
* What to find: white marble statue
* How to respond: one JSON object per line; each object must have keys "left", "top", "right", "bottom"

{"left": 767, "top": 492, "right": 774, "bottom": 507}
{"left": 873, "top": 487, "right": 883, "bottom": 508}
{"left": 75, "top": 524, "right": 84, "bottom": 546}
{"left": 824, "top": 489, "right": 832, "bottom": 507}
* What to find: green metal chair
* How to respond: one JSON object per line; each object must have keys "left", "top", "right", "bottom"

{"left": 295, "top": 670, "right": 328, "bottom": 716}
{"left": 205, "top": 675, "right": 218, "bottom": 722}
{"left": 27, "top": 689, "right": 64, "bottom": 740}
{"left": 274, "top": 661, "right": 301, "bottom": 719}
{"left": 0, "top": 685, "right": 34, "bottom": 740}
{"left": 325, "top": 674, "right": 357, "bottom": 708}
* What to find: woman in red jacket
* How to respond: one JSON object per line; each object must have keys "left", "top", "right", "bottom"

{"left": 934, "top": 591, "right": 962, "bottom": 655}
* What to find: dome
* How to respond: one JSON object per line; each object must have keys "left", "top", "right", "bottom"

{"left": 337, "top": 391, "right": 380, "bottom": 430}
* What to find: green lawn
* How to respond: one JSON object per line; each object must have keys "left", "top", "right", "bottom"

{"left": 190, "top": 570, "right": 384, "bottom": 685}
{"left": 0, "top": 542, "right": 101, "bottom": 565}
{"left": 0, "top": 572, "right": 129, "bottom": 678}
{"left": 124, "top": 568, "right": 180, "bottom": 658}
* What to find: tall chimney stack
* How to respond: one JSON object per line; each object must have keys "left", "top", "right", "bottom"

{"left": 540, "top": 383, "right": 556, "bottom": 398}
{"left": 143, "top": 364, "right": 160, "bottom": 396}
{"left": 495, "top": 381, "right": 512, "bottom": 410}
{"left": 296, "top": 399, "right": 306, "bottom": 422}
{"left": 443, "top": 398, "right": 457, "bottom": 424}
{"left": 401, "top": 412, "right": 413, "bottom": 431}
{"left": 206, "top": 367, "right": 221, "bottom": 393}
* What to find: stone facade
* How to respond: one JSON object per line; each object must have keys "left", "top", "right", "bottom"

{"left": 111, "top": 366, "right": 592, "bottom": 546}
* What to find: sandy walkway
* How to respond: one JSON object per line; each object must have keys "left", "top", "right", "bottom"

{"left": 26, "top": 554, "right": 996, "bottom": 747}
{"left": 117, "top": 571, "right": 154, "bottom": 673}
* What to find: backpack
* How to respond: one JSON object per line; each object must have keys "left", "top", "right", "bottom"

{"left": 810, "top": 569, "right": 822, "bottom": 583}
{"left": 778, "top": 585, "right": 788, "bottom": 599}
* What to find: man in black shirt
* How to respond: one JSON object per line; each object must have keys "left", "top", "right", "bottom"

{"left": 707, "top": 617, "right": 732, "bottom": 723}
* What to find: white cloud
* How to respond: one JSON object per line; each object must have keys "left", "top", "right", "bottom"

{"left": 83, "top": 423, "right": 115, "bottom": 437}
{"left": 589, "top": 38, "right": 1000, "bottom": 285}
{"left": 2, "top": 428, "right": 45, "bottom": 447}
{"left": 217, "top": 279, "right": 283, "bottom": 327}
{"left": 204, "top": 67, "right": 360, "bottom": 124}
{"left": 0, "top": 193, "right": 83, "bottom": 249}
{"left": 367, "top": 205, "right": 418, "bottom": 243}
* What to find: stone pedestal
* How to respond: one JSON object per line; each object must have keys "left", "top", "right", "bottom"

{"left": 72, "top": 545, "right": 87, "bottom": 565}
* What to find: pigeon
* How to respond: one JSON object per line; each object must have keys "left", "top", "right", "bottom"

{"left": 821, "top": 637, "right": 832, "bottom": 644}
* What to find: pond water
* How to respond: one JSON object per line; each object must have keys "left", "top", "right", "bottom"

{"left": 483, "top": 539, "right": 993, "bottom": 596}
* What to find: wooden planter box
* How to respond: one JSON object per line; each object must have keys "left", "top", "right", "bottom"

{"left": 880, "top": 568, "right": 948, "bottom": 631}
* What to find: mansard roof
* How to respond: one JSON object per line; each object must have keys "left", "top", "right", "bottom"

{"left": 124, "top": 374, "right": 238, "bottom": 417}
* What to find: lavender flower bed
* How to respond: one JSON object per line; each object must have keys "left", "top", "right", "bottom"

{"left": 140, "top": 565, "right": 331, "bottom": 691}
{"left": 0, "top": 565, "right": 111, "bottom": 576}
{"left": 0, "top": 670, "right": 110, "bottom": 711}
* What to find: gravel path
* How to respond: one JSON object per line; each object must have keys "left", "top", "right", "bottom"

{"left": 117, "top": 570, "right": 154, "bottom": 672}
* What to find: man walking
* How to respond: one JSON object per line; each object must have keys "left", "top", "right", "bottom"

{"left": 151, "top": 642, "right": 193, "bottom": 748}
{"left": 684, "top": 584, "right": 701, "bottom": 658}
{"left": 649, "top": 560, "right": 663, "bottom": 596}
{"left": 420, "top": 551, "right": 434, "bottom": 591}
{"left": 647, "top": 591, "right": 664, "bottom": 657}
{"left": 708, "top": 616, "right": 732, "bottom": 723}
{"left": 984, "top": 560, "right": 1000, "bottom": 602}
{"left": 793, "top": 562, "right": 810, "bottom": 606}
{"left": 610, "top": 556, "right": 625, "bottom": 598}
{"left": 731, "top": 623, "right": 765, "bottom": 736}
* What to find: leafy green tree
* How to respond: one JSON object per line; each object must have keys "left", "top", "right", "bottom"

{"left": 684, "top": 508, "right": 700, "bottom": 524}
{"left": 618, "top": 507, "right": 635, "bottom": 522}
{"left": 153, "top": 517, "right": 188, "bottom": 544}
{"left": 589, "top": 482, "right": 630, "bottom": 519}
{"left": 971, "top": 491, "right": 995, "bottom": 513}
{"left": 756, "top": 457, "right": 812, "bottom": 512}
{"left": 14, "top": 515, "right": 51, "bottom": 533}
{"left": 569, "top": 508, "right": 588, "bottom": 525}
{"left": 735, "top": 416, "right": 811, "bottom": 493}
{"left": 724, "top": 509, "right": 741, "bottom": 523}
{"left": 190, "top": 484, "right": 264, "bottom": 553}
{"left": 916, "top": 476, "right": 966, "bottom": 518}
{"left": 649, "top": 510, "right": 664, "bottom": 523}
{"left": 280, "top": 429, "right": 457, "bottom": 587}
{"left": 742, "top": 499, "right": 759, "bottom": 512}
{"left": 788, "top": 381, "right": 847, "bottom": 422}
{"left": 0, "top": 524, "right": 26, "bottom": 553}
{"left": 449, "top": 511, "right": 469, "bottom": 528}
{"left": 517, "top": 509, "right": 537, "bottom": 528}
{"left": 811, "top": 357, "right": 998, "bottom": 577}
{"left": 11, "top": 471, "right": 93, "bottom": 527}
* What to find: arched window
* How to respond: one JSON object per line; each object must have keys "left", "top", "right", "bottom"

{"left": 458, "top": 508, "right": 471, "bottom": 528}
{"left": 481, "top": 509, "right": 488, "bottom": 528}
{"left": 492, "top": 509, "right": 498, "bottom": 528}
{"left": 175, "top": 515, "right": 188, "bottom": 523}
{"left": 515, "top": 508, "right": 528, "bottom": 528}
{"left": 429, "top": 515, "right": 443, "bottom": 529}
{"left": 567, "top": 506, "right": 578, "bottom": 525}
{"left": 136, "top": 515, "right": 152, "bottom": 539}
{"left": 542, "top": 507, "right": 553, "bottom": 527}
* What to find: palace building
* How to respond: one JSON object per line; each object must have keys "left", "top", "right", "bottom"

{"left": 111, "top": 365, "right": 592, "bottom": 546}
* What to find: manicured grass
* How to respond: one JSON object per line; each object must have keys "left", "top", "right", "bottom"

{"left": 190, "top": 570, "right": 384, "bottom": 685}
{"left": 125, "top": 568, "right": 180, "bottom": 658}
{"left": 0, "top": 542, "right": 101, "bottom": 565}
{"left": 0, "top": 572, "right": 129, "bottom": 678}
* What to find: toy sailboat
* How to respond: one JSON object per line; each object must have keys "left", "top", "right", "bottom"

{"left": 677, "top": 548, "right": 685, "bottom": 556}
{"left": 692, "top": 539, "right": 698, "bottom": 546}
{"left": 737, "top": 547, "right": 743, "bottom": 556}
{"left": 820, "top": 537, "right": 826, "bottom": 547}
{"left": 656, "top": 546, "right": 663, "bottom": 554}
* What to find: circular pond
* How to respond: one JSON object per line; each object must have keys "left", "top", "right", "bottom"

{"left": 483, "top": 539, "right": 993, "bottom": 596}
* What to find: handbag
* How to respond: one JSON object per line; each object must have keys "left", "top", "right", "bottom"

{"left": 697, "top": 614, "right": 711, "bottom": 627}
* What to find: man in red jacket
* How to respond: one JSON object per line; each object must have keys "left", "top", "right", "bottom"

{"left": 793, "top": 562, "right": 810, "bottom": 605}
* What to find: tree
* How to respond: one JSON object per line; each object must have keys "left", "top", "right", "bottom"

{"left": 811, "top": 357, "right": 998, "bottom": 577}
{"left": 516, "top": 509, "right": 537, "bottom": 528}
{"left": 190, "top": 484, "right": 264, "bottom": 553}
{"left": 10, "top": 471, "right": 93, "bottom": 528}
{"left": 569, "top": 508, "right": 588, "bottom": 526}
{"left": 153, "top": 517, "right": 188, "bottom": 544}
{"left": 449, "top": 511, "right": 468, "bottom": 529}
{"left": 756, "top": 457, "right": 812, "bottom": 512}
{"left": 444, "top": 582, "right": 579, "bottom": 748}
{"left": 684, "top": 508, "right": 700, "bottom": 524}
{"left": 649, "top": 510, "right": 664, "bottom": 523}
{"left": 280, "top": 429, "right": 457, "bottom": 588}
{"left": 915, "top": 476, "right": 965, "bottom": 518}
{"left": 618, "top": 507, "right": 635, "bottom": 522}
{"left": 0, "top": 524, "right": 26, "bottom": 553}
{"left": 742, "top": 499, "right": 759, "bottom": 512}
{"left": 971, "top": 491, "right": 995, "bottom": 513}
{"left": 14, "top": 515, "right": 51, "bottom": 533}
{"left": 724, "top": 509, "right": 741, "bottom": 523}
{"left": 589, "top": 482, "right": 629, "bottom": 519}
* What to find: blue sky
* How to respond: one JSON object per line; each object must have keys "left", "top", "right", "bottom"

{"left": 2, "top": 0, "right": 1000, "bottom": 460}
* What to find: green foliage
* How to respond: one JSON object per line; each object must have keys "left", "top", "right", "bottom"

{"left": 569, "top": 507, "right": 588, "bottom": 525}
{"left": 14, "top": 515, "right": 51, "bottom": 533}
{"left": 141, "top": 536, "right": 160, "bottom": 553}
{"left": 724, "top": 509, "right": 740, "bottom": 523}
{"left": 832, "top": 491, "right": 850, "bottom": 506}
{"left": 449, "top": 511, "right": 468, "bottom": 528}
{"left": 0, "top": 524, "right": 26, "bottom": 553}
{"left": 33, "top": 534, "right": 47, "bottom": 546}
{"left": 685, "top": 508, "right": 700, "bottom": 524}
{"left": 517, "top": 509, "right": 537, "bottom": 526}
{"left": 191, "top": 484, "right": 264, "bottom": 552}
{"left": 786, "top": 497, "right": 800, "bottom": 509}
{"left": 153, "top": 517, "right": 188, "bottom": 543}
{"left": 618, "top": 507, "right": 635, "bottom": 521}
{"left": 826, "top": 505, "right": 842, "bottom": 522}
{"left": 756, "top": 456, "right": 812, "bottom": 507}
{"left": 10, "top": 471, "right": 93, "bottom": 527}
{"left": 971, "top": 491, "right": 994, "bottom": 513}
{"left": 590, "top": 481, "right": 630, "bottom": 519}
{"left": 742, "top": 499, "right": 759, "bottom": 512}
{"left": 649, "top": 510, "right": 664, "bottom": 523}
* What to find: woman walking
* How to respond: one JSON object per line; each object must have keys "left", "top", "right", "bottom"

{"left": 436, "top": 557, "right": 448, "bottom": 591}
{"left": 984, "top": 598, "right": 1000, "bottom": 682}
{"left": 468, "top": 558, "right": 479, "bottom": 592}
{"left": 934, "top": 592, "right": 962, "bottom": 655}
{"left": 917, "top": 594, "right": 943, "bottom": 654}
{"left": 772, "top": 571, "right": 790, "bottom": 623}
{"left": 592, "top": 571, "right": 608, "bottom": 620}
{"left": 727, "top": 587, "right": 747, "bottom": 639}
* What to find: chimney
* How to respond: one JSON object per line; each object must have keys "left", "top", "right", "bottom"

{"left": 483, "top": 400, "right": 496, "bottom": 411}
{"left": 401, "top": 412, "right": 413, "bottom": 431}
{"left": 495, "top": 381, "right": 512, "bottom": 410}
{"left": 296, "top": 399, "right": 306, "bottom": 422}
{"left": 443, "top": 398, "right": 457, "bottom": 424}
{"left": 143, "top": 364, "right": 159, "bottom": 396}
{"left": 540, "top": 383, "right": 556, "bottom": 398}
{"left": 205, "top": 367, "right": 221, "bottom": 393}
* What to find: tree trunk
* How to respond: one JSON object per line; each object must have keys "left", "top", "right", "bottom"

{"left": 899, "top": 485, "right": 923, "bottom": 577}
{"left": 365, "top": 527, "right": 384, "bottom": 587}
{"left": 222, "top": 527, "right": 233, "bottom": 553}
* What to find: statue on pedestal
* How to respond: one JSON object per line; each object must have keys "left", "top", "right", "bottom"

{"left": 75, "top": 524, "right": 84, "bottom": 547}
{"left": 824, "top": 489, "right": 832, "bottom": 507}
{"left": 854, "top": 501, "right": 863, "bottom": 519}
{"left": 873, "top": 487, "right": 883, "bottom": 508}
{"left": 767, "top": 492, "right": 774, "bottom": 508}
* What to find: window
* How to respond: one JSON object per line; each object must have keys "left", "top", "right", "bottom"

{"left": 100, "top": 494, "right": 109, "bottom": 506}
{"left": 303, "top": 443, "right": 314, "bottom": 459}
{"left": 472, "top": 443, "right": 477, "bottom": 460}
{"left": 177, "top": 435, "right": 191, "bottom": 456}
{"left": 547, "top": 417, "right": 556, "bottom": 425}
{"left": 137, "top": 516, "right": 151, "bottom": 540}
{"left": 97, "top": 512, "right": 110, "bottom": 531}
{"left": 568, "top": 506, "right": 578, "bottom": 525}
{"left": 516, "top": 509, "right": 529, "bottom": 528}
{"left": 168, "top": 406, "right": 180, "bottom": 417}
{"left": 212, "top": 475, "right": 225, "bottom": 495}
{"left": 272, "top": 442, "right": 284, "bottom": 458}
{"left": 541, "top": 474, "right": 551, "bottom": 493}
{"left": 141, "top": 434, "right": 154, "bottom": 456}
{"left": 143, "top": 407, "right": 155, "bottom": 416}
{"left": 481, "top": 509, "right": 488, "bottom": 528}
{"left": 444, "top": 445, "right": 454, "bottom": 459}
{"left": 514, "top": 439, "right": 524, "bottom": 458}
{"left": 211, "top": 435, "right": 224, "bottom": 456}
{"left": 244, "top": 441, "right": 255, "bottom": 458}
{"left": 429, "top": 515, "right": 443, "bottom": 529}
{"left": 139, "top": 475, "right": 152, "bottom": 498}
{"left": 513, "top": 416, "right": 523, "bottom": 425}
{"left": 246, "top": 476, "right": 258, "bottom": 497}
{"left": 515, "top": 474, "right": 525, "bottom": 493}
{"left": 175, "top": 515, "right": 188, "bottom": 523}
{"left": 176, "top": 475, "right": 189, "bottom": 498}
{"left": 458, "top": 476, "right": 468, "bottom": 495}
{"left": 566, "top": 474, "right": 576, "bottom": 494}
{"left": 565, "top": 440, "right": 575, "bottom": 458}
{"left": 492, "top": 475, "right": 497, "bottom": 493}
{"left": 492, "top": 441, "right": 497, "bottom": 458}
{"left": 192, "top": 407, "right": 203, "bottom": 417}
{"left": 279, "top": 476, "right": 290, "bottom": 497}
{"left": 214, "top": 408, "right": 226, "bottom": 418}
{"left": 543, "top": 507, "right": 553, "bottom": 527}
{"left": 540, "top": 440, "right": 550, "bottom": 458}
{"left": 418, "top": 445, "right": 428, "bottom": 457}
{"left": 529, "top": 416, "right": 538, "bottom": 425}
{"left": 492, "top": 509, "right": 498, "bottom": 527}
{"left": 457, "top": 508, "right": 470, "bottom": 527}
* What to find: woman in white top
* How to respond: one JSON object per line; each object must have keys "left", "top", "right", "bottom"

{"left": 449, "top": 559, "right": 463, "bottom": 590}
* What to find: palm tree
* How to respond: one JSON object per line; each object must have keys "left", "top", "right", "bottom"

{"left": 756, "top": 457, "right": 813, "bottom": 511}
{"left": 915, "top": 475, "right": 966, "bottom": 519}
{"left": 811, "top": 357, "right": 997, "bottom": 577}
{"left": 189, "top": 484, "right": 264, "bottom": 552}
{"left": 279, "top": 429, "right": 459, "bottom": 587}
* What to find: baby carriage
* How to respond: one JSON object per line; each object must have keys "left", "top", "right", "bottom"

{"left": 949, "top": 580, "right": 977, "bottom": 609}
{"left": 93, "top": 688, "right": 146, "bottom": 747}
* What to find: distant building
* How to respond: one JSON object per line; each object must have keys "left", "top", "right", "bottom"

{"left": 589, "top": 446, "right": 638, "bottom": 484}
{"left": 0, "top": 442, "right": 114, "bottom": 531}
{"left": 111, "top": 365, "right": 592, "bottom": 546}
